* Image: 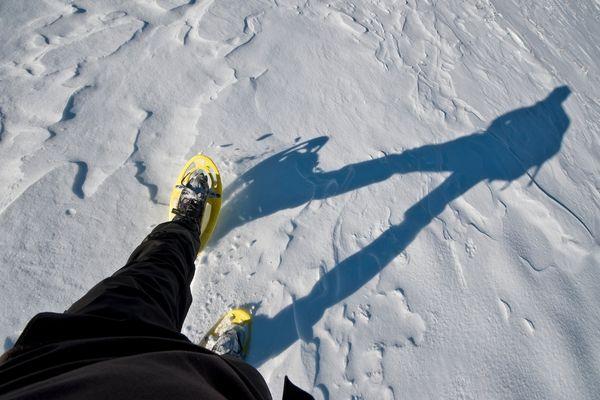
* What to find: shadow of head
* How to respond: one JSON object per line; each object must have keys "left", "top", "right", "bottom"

{"left": 484, "top": 85, "right": 572, "bottom": 181}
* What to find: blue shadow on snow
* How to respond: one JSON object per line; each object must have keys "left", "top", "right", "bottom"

{"left": 221, "top": 86, "right": 572, "bottom": 365}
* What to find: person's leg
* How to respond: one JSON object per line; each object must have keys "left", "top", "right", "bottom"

{"left": 3, "top": 218, "right": 199, "bottom": 360}
{"left": 66, "top": 218, "right": 200, "bottom": 332}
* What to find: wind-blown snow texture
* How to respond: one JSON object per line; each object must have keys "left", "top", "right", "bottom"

{"left": 1, "top": 0, "right": 599, "bottom": 398}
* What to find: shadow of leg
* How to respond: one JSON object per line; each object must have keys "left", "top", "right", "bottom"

{"left": 249, "top": 172, "right": 481, "bottom": 365}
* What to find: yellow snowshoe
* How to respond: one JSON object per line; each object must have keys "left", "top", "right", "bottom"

{"left": 169, "top": 154, "right": 222, "bottom": 252}
{"left": 199, "top": 308, "right": 253, "bottom": 359}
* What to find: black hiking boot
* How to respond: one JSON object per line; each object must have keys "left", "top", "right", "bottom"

{"left": 171, "top": 169, "right": 211, "bottom": 229}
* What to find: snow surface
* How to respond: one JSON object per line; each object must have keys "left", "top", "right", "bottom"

{"left": 1, "top": 0, "right": 599, "bottom": 398}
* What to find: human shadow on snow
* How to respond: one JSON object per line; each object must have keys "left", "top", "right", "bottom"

{"left": 221, "top": 86, "right": 572, "bottom": 365}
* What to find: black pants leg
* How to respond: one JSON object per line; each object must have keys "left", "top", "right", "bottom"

{"left": 6, "top": 219, "right": 201, "bottom": 354}
{"left": 2, "top": 220, "right": 310, "bottom": 399}
{"left": 66, "top": 219, "right": 200, "bottom": 332}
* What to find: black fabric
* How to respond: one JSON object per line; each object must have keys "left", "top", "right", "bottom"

{"left": 67, "top": 219, "right": 201, "bottom": 331}
{"left": 283, "top": 377, "right": 316, "bottom": 400}
{"left": 0, "top": 219, "right": 292, "bottom": 399}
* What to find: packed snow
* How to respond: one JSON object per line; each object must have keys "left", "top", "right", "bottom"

{"left": 1, "top": 0, "right": 599, "bottom": 398}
